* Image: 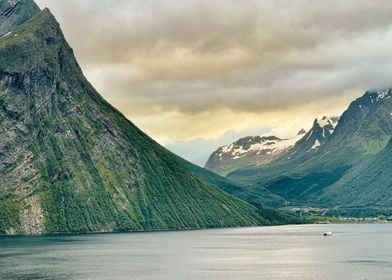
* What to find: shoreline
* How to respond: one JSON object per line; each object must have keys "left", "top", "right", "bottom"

{"left": 1, "top": 222, "right": 391, "bottom": 238}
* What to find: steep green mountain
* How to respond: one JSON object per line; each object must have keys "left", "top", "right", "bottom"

{"left": 322, "top": 90, "right": 392, "bottom": 156}
{"left": 226, "top": 90, "right": 392, "bottom": 212}
{"left": 0, "top": 2, "right": 283, "bottom": 235}
{"left": 317, "top": 138, "right": 392, "bottom": 216}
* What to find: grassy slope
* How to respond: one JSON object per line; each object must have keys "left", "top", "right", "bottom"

{"left": 317, "top": 139, "right": 392, "bottom": 215}
{"left": 183, "top": 159, "right": 288, "bottom": 208}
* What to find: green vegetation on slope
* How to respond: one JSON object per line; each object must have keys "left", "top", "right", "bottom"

{"left": 0, "top": 195, "right": 21, "bottom": 234}
{"left": 317, "top": 139, "right": 392, "bottom": 215}
{"left": 183, "top": 159, "right": 287, "bottom": 208}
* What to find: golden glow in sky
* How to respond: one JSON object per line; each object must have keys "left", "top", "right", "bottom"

{"left": 36, "top": 0, "right": 392, "bottom": 164}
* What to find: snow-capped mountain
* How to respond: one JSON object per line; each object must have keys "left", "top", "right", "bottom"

{"left": 204, "top": 131, "right": 306, "bottom": 176}
{"left": 287, "top": 116, "right": 338, "bottom": 160}
{"left": 205, "top": 116, "right": 338, "bottom": 176}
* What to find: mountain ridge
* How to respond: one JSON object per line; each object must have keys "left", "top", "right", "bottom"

{"left": 205, "top": 116, "right": 338, "bottom": 176}
{"left": 204, "top": 131, "right": 306, "bottom": 176}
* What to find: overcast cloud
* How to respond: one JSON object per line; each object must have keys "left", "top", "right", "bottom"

{"left": 36, "top": 0, "right": 392, "bottom": 165}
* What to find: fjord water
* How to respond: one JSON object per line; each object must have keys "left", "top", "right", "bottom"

{"left": 1, "top": 224, "right": 391, "bottom": 280}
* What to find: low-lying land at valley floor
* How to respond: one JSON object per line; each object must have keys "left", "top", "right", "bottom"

{"left": 286, "top": 206, "right": 392, "bottom": 224}
{"left": 307, "top": 215, "right": 392, "bottom": 224}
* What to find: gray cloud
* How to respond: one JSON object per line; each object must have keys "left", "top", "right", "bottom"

{"left": 35, "top": 0, "right": 392, "bottom": 164}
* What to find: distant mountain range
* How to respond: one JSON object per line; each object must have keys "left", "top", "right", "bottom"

{"left": 206, "top": 90, "right": 392, "bottom": 216}
{"left": 205, "top": 116, "right": 338, "bottom": 176}
{"left": 204, "top": 131, "right": 305, "bottom": 176}
{"left": 0, "top": 0, "right": 302, "bottom": 235}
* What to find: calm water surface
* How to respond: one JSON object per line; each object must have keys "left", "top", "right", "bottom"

{"left": 0, "top": 224, "right": 391, "bottom": 280}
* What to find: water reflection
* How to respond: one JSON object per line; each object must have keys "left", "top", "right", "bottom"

{"left": 1, "top": 224, "right": 391, "bottom": 280}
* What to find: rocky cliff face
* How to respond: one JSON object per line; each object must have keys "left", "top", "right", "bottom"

{"left": 0, "top": 4, "right": 266, "bottom": 234}
{"left": 0, "top": 0, "right": 39, "bottom": 36}
{"left": 285, "top": 116, "right": 338, "bottom": 161}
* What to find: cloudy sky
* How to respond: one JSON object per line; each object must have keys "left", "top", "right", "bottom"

{"left": 36, "top": 0, "right": 392, "bottom": 165}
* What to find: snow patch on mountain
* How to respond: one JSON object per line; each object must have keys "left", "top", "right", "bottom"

{"left": 315, "top": 116, "right": 338, "bottom": 129}
{"left": 310, "top": 139, "right": 321, "bottom": 150}
{"left": 212, "top": 117, "right": 338, "bottom": 163}
{"left": 219, "top": 132, "right": 306, "bottom": 160}
{"left": 368, "top": 89, "right": 392, "bottom": 104}
{"left": 376, "top": 89, "right": 392, "bottom": 100}
{"left": 205, "top": 116, "right": 339, "bottom": 175}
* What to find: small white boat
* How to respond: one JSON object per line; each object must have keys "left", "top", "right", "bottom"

{"left": 323, "top": 231, "right": 333, "bottom": 236}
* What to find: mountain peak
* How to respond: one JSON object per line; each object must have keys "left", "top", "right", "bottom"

{"left": 286, "top": 116, "right": 339, "bottom": 158}
{"left": 39, "top": 7, "right": 59, "bottom": 26}
{"left": 0, "top": 6, "right": 68, "bottom": 72}
{"left": 0, "top": 0, "right": 39, "bottom": 36}
{"left": 368, "top": 89, "right": 392, "bottom": 103}
{"left": 297, "top": 128, "right": 307, "bottom": 135}
{"left": 314, "top": 116, "right": 337, "bottom": 129}
{"left": 321, "top": 89, "right": 392, "bottom": 156}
